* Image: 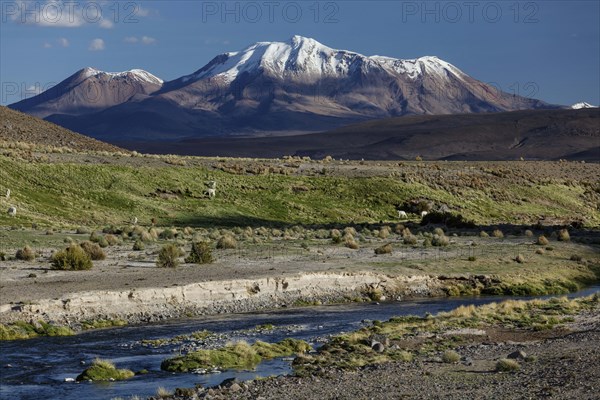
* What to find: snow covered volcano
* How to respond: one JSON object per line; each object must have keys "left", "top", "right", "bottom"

{"left": 11, "top": 36, "right": 556, "bottom": 140}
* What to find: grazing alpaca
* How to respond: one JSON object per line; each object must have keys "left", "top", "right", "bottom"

{"left": 5, "top": 189, "right": 9, "bottom": 199}
{"left": 421, "top": 211, "right": 428, "bottom": 218}
{"left": 398, "top": 210, "right": 408, "bottom": 219}
{"left": 7, "top": 206, "right": 17, "bottom": 217}
{"left": 206, "top": 188, "right": 216, "bottom": 198}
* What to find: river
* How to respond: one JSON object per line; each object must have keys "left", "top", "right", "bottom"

{"left": 1, "top": 285, "right": 599, "bottom": 400}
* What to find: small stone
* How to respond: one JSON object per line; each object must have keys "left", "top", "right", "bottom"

{"left": 507, "top": 350, "right": 527, "bottom": 360}
{"left": 371, "top": 341, "right": 385, "bottom": 353}
{"left": 229, "top": 383, "right": 242, "bottom": 392}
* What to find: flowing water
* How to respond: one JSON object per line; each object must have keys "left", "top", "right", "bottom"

{"left": 1, "top": 286, "right": 599, "bottom": 400}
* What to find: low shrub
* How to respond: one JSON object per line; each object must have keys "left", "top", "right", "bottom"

{"left": 537, "top": 235, "right": 549, "bottom": 245}
{"left": 15, "top": 245, "right": 35, "bottom": 261}
{"left": 79, "top": 241, "right": 106, "bottom": 260}
{"left": 492, "top": 229, "right": 504, "bottom": 238}
{"left": 51, "top": 245, "right": 93, "bottom": 270}
{"left": 479, "top": 231, "right": 489, "bottom": 238}
{"left": 185, "top": 241, "right": 214, "bottom": 264}
{"left": 515, "top": 254, "right": 526, "bottom": 263}
{"left": 157, "top": 244, "right": 180, "bottom": 268}
{"left": 132, "top": 240, "right": 145, "bottom": 251}
{"left": 570, "top": 254, "right": 582, "bottom": 262}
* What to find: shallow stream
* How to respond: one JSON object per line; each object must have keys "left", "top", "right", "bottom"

{"left": 1, "top": 285, "right": 599, "bottom": 400}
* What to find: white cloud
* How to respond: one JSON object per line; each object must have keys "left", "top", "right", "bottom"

{"left": 58, "top": 37, "right": 69, "bottom": 47}
{"left": 136, "top": 6, "right": 151, "bottom": 17}
{"left": 43, "top": 42, "right": 52, "bottom": 48}
{"left": 88, "top": 38, "right": 105, "bottom": 51}
{"left": 203, "top": 38, "right": 231, "bottom": 46}
{"left": 99, "top": 19, "right": 114, "bottom": 29}
{"left": 125, "top": 36, "right": 157, "bottom": 45}
{"left": 141, "top": 36, "right": 156, "bottom": 45}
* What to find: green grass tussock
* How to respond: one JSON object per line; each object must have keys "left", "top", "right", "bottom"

{"left": 161, "top": 339, "right": 311, "bottom": 372}
{"left": 76, "top": 358, "right": 135, "bottom": 382}
{"left": 0, "top": 321, "right": 74, "bottom": 341}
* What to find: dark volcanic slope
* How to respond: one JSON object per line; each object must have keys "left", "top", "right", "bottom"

{"left": 0, "top": 106, "right": 127, "bottom": 153}
{"left": 120, "top": 108, "right": 599, "bottom": 161}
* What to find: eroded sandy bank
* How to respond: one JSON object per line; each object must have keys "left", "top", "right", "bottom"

{"left": 0, "top": 272, "right": 451, "bottom": 327}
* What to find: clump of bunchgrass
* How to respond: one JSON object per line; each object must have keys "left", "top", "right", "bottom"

{"left": 441, "top": 350, "right": 461, "bottom": 363}
{"left": 431, "top": 233, "right": 449, "bottom": 247}
{"left": 185, "top": 241, "right": 214, "bottom": 264}
{"left": 156, "top": 244, "right": 180, "bottom": 268}
{"left": 51, "top": 245, "right": 93, "bottom": 270}
{"left": 375, "top": 243, "right": 392, "bottom": 255}
{"left": 105, "top": 234, "right": 119, "bottom": 246}
{"left": 79, "top": 241, "right": 106, "bottom": 260}
{"left": 403, "top": 235, "right": 418, "bottom": 245}
{"left": 216, "top": 235, "right": 237, "bottom": 249}
{"left": 378, "top": 226, "right": 391, "bottom": 239}
{"left": 557, "top": 229, "right": 570, "bottom": 242}
{"left": 537, "top": 235, "right": 549, "bottom": 245}
{"left": 492, "top": 229, "right": 504, "bottom": 238}
{"left": 330, "top": 229, "right": 342, "bottom": 244}
{"left": 132, "top": 240, "right": 145, "bottom": 251}
{"left": 495, "top": 358, "right": 520, "bottom": 372}
{"left": 15, "top": 245, "right": 35, "bottom": 261}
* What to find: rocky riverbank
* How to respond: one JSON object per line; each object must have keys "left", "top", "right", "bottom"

{"left": 156, "top": 297, "right": 600, "bottom": 400}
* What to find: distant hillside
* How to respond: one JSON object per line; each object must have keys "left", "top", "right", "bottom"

{"left": 125, "top": 108, "right": 599, "bottom": 161}
{"left": 0, "top": 106, "right": 126, "bottom": 153}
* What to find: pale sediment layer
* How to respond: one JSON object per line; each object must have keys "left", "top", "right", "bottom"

{"left": 0, "top": 272, "right": 444, "bottom": 327}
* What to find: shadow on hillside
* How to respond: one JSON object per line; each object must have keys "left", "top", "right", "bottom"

{"left": 169, "top": 214, "right": 600, "bottom": 242}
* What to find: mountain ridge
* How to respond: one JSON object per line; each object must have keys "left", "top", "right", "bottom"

{"left": 11, "top": 35, "right": 560, "bottom": 141}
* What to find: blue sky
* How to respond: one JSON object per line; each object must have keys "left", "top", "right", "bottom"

{"left": 1, "top": 0, "right": 599, "bottom": 106}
